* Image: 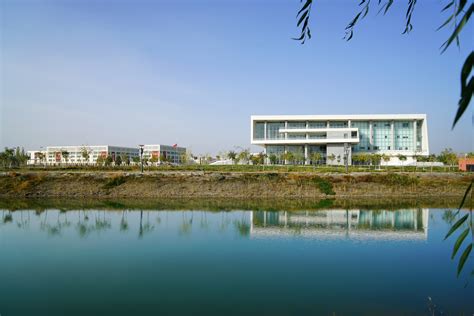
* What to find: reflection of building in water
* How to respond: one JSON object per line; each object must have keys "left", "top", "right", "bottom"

{"left": 250, "top": 209, "right": 429, "bottom": 240}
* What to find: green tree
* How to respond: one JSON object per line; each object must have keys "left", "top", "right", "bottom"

{"left": 310, "top": 152, "right": 322, "bottom": 167}
{"left": 439, "top": 148, "right": 458, "bottom": 171}
{"left": 327, "top": 153, "right": 336, "bottom": 165}
{"left": 115, "top": 154, "right": 122, "bottom": 166}
{"left": 372, "top": 154, "right": 382, "bottom": 170}
{"left": 105, "top": 155, "right": 113, "bottom": 167}
{"left": 237, "top": 149, "right": 250, "bottom": 165}
{"left": 96, "top": 155, "right": 106, "bottom": 166}
{"left": 381, "top": 154, "right": 391, "bottom": 169}
{"left": 80, "top": 146, "right": 91, "bottom": 165}
{"left": 269, "top": 153, "right": 278, "bottom": 165}
{"left": 227, "top": 150, "right": 237, "bottom": 165}
{"left": 61, "top": 150, "right": 69, "bottom": 165}
{"left": 398, "top": 154, "right": 407, "bottom": 172}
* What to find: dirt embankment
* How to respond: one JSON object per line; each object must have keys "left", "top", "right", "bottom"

{"left": 0, "top": 171, "right": 472, "bottom": 199}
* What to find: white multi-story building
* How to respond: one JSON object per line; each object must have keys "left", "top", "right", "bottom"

{"left": 251, "top": 114, "right": 429, "bottom": 165}
{"left": 142, "top": 144, "right": 187, "bottom": 165}
{"left": 28, "top": 145, "right": 139, "bottom": 165}
{"left": 27, "top": 144, "right": 188, "bottom": 165}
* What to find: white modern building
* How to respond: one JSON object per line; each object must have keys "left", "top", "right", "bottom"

{"left": 27, "top": 144, "right": 187, "bottom": 165}
{"left": 28, "top": 145, "right": 139, "bottom": 165}
{"left": 142, "top": 144, "right": 187, "bottom": 165}
{"left": 251, "top": 114, "right": 429, "bottom": 165}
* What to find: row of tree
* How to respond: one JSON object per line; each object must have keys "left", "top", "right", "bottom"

{"left": 0, "top": 147, "right": 29, "bottom": 168}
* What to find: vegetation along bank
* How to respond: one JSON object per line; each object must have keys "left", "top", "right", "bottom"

{"left": 0, "top": 171, "right": 472, "bottom": 199}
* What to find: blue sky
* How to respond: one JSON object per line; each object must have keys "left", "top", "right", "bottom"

{"left": 1, "top": 0, "right": 472, "bottom": 155}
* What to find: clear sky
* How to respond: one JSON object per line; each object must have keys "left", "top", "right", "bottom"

{"left": 1, "top": 0, "right": 472, "bottom": 155}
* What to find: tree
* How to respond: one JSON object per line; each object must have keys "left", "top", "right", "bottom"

{"left": 398, "top": 154, "right": 407, "bottom": 171}
{"left": 310, "top": 152, "right": 322, "bottom": 167}
{"left": 372, "top": 154, "right": 382, "bottom": 170}
{"left": 105, "top": 155, "right": 113, "bottom": 167}
{"left": 327, "top": 153, "right": 336, "bottom": 165}
{"left": 269, "top": 154, "right": 278, "bottom": 165}
{"left": 227, "top": 150, "right": 237, "bottom": 165}
{"left": 439, "top": 148, "right": 458, "bottom": 171}
{"left": 96, "top": 155, "right": 105, "bottom": 166}
{"left": 80, "top": 146, "right": 91, "bottom": 165}
{"left": 237, "top": 149, "right": 250, "bottom": 165}
{"left": 61, "top": 150, "right": 69, "bottom": 165}
{"left": 294, "top": 1, "right": 472, "bottom": 125}
{"left": 381, "top": 154, "right": 391, "bottom": 169}
{"left": 293, "top": 151, "right": 305, "bottom": 165}
{"left": 115, "top": 154, "right": 122, "bottom": 166}
{"left": 132, "top": 156, "right": 140, "bottom": 165}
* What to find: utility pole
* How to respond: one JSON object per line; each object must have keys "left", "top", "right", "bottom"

{"left": 344, "top": 143, "right": 349, "bottom": 173}
{"left": 139, "top": 145, "right": 144, "bottom": 173}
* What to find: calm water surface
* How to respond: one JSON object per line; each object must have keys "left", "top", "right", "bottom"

{"left": 0, "top": 206, "right": 472, "bottom": 315}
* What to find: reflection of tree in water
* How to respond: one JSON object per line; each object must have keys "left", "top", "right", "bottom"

{"left": 40, "top": 210, "right": 72, "bottom": 236}
{"left": 199, "top": 211, "right": 209, "bottom": 231}
{"left": 442, "top": 209, "right": 457, "bottom": 225}
{"left": 16, "top": 211, "right": 31, "bottom": 230}
{"left": 75, "top": 210, "right": 111, "bottom": 237}
{"left": 2, "top": 210, "right": 13, "bottom": 224}
{"left": 120, "top": 210, "right": 129, "bottom": 232}
{"left": 219, "top": 212, "right": 230, "bottom": 233}
{"left": 179, "top": 211, "right": 193, "bottom": 236}
{"left": 233, "top": 215, "right": 250, "bottom": 237}
{"left": 138, "top": 211, "right": 154, "bottom": 238}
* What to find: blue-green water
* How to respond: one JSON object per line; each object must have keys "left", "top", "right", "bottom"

{"left": 0, "top": 207, "right": 472, "bottom": 315}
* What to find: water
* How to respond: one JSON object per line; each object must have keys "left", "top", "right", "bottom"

{"left": 0, "top": 206, "right": 472, "bottom": 315}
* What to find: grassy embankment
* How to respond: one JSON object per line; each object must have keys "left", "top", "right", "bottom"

{"left": 0, "top": 170, "right": 472, "bottom": 200}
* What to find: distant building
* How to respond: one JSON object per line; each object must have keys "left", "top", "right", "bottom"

{"left": 143, "top": 144, "right": 186, "bottom": 165}
{"left": 251, "top": 114, "right": 429, "bottom": 165}
{"left": 27, "top": 144, "right": 187, "bottom": 165}
{"left": 458, "top": 157, "right": 474, "bottom": 172}
{"left": 28, "top": 145, "right": 139, "bottom": 165}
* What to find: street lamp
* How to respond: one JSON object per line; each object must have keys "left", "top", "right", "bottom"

{"left": 139, "top": 145, "right": 144, "bottom": 173}
{"left": 343, "top": 143, "right": 350, "bottom": 173}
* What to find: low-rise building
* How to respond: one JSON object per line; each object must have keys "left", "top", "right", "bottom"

{"left": 28, "top": 145, "right": 139, "bottom": 165}
{"left": 27, "top": 144, "right": 188, "bottom": 165}
{"left": 458, "top": 157, "right": 474, "bottom": 172}
{"left": 142, "top": 144, "right": 187, "bottom": 165}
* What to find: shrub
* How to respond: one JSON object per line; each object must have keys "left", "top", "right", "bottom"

{"left": 103, "top": 176, "right": 127, "bottom": 189}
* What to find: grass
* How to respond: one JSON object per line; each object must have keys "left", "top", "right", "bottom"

{"left": 102, "top": 176, "right": 127, "bottom": 190}
{"left": 0, "top": 164, "right": 465, "bottom": 174}
{"left": 313, "top": 177, "right": 336, "bottom": 195}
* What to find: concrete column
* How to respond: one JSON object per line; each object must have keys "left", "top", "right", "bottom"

{"left": 285, "top": 121, "right": 288, "bottom": 140}
{"left": 369, "top": 121, "right": 373, "bottom": 146}
{"left": 391, "top": 121, "right": 395, "bottom": 150}
{"left": 264, "top": 121, "right": 267, "bottom": 140}
{"left": 413, "top": 120, "right": 417, "bottom": 152}
{"left": 304, "top": 145, "right": 309, "bottom": 165}
{"left": 348, "top": 120, "right": 351, "bottom": 128}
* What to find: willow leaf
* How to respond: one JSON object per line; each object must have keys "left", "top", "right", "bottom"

{"left": 441, "top": 3, "right": 473, "bottom": 53}
{"left": 297, "top": 10, "right": 309, "bottom": 26}
{"left": 297, "top": 0, "right": 312, "bottom": 17}
{"left": 445, "top": 214, "right": 469, "bottom": 240}
{"left": 457, "top": 243, "right": 472, "bottom": 277}
{"left": 441, "top": 1, "right": 454, "bottom": 12}
{"left": 452, "top": 228, "right": 470, "bottom": 259}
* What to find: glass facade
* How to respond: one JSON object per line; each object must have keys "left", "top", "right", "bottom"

{"left": 254, "top": 122, "right": 265, "bottom": 140}
{"left": 394, "top": 121, "right": 414, "bottom": 151}
{"left": 266, "top": 122, "right": 285, "bottom": 140}
{"left": 351, "top": 121, "right": 370, "bottom": 151}
{"left": 308, "top": 121, "right": 327, "bottom": 129}
{"left": 287, "top": 122, "right": 306, "bottom": 129}
{"left": 372, "top": 121, "right": 391, "bottom": 151}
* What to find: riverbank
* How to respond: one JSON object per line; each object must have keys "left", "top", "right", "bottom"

{"left": 0, "top": 171, "right": 472, "bottom": 199}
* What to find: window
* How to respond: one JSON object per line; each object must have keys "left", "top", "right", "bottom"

{"left": 254, "top": 122, "right": 265, "bottom": 140}
{"left": 351, "top": 131, "right": 357, "bottom": 137}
